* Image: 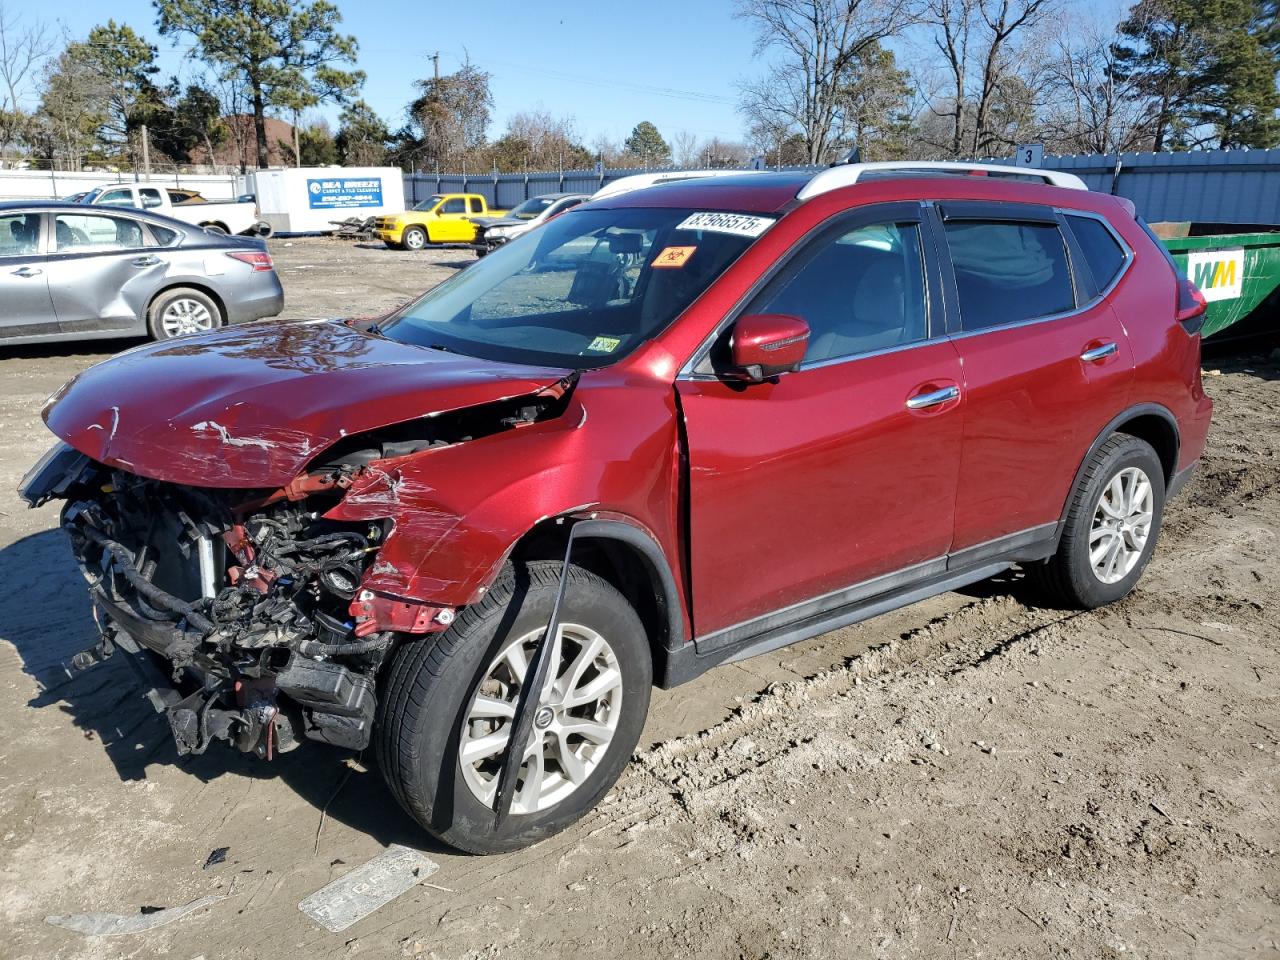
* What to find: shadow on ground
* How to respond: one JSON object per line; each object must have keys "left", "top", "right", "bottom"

{"left": 0, "top": 527, "right": 440, "bottom": 852}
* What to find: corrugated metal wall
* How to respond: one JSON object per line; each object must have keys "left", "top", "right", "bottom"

{"left": 1041, "top": 149, "right": 1280, "bottom": 224}
{"left": 406, "top": 149, "right": 1280, "bottom": 226}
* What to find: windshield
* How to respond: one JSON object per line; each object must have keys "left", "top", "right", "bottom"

{"left": 378, "top": 207, "right": 770, "bottom": 368}
{"left": 413, "top": 194, "right": 445, "bottom": 211}
{"left": 510, "top": 196, "right": 556, "bottom": 220}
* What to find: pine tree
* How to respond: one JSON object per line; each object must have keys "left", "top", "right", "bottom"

{"left": 623, "top": 121, "right": 670, "bottom": 166}
{"left": 1114, "top": 0, "right": 1280, "bottom": 149}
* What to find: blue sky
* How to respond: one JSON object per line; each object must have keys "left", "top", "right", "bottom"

{"left": 29, "top": 0, "right": 760, "bottom": 145}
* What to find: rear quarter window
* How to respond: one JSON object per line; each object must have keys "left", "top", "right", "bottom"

{"left": 944, "top": 220, "right": 1075, "bottom": 330}
{"left": 1066, "top": 214, "right": 1129, "bottom": 293}
{"left": 149, "top": 223, "right": 180, "bottom": 246}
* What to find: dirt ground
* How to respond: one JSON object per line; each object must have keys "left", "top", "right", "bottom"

{"left": 0, "top": 238, "right": 1277, "bottom": 960}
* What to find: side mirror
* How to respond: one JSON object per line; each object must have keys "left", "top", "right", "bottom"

{"left": 730, "top": 313, "right": 810, "bottom": 382}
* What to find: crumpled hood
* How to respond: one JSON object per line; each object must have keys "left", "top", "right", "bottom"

{"left": 44, "top": 319, "right": 571, "bottom": 488}
{"left": 473, "top": 216, "right": 527, "bottom": 229}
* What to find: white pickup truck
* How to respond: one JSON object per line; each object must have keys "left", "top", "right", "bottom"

{"left": 76, "top": 183, "right": 270, "bottom": 237}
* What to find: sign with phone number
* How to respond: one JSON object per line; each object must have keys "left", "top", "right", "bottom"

{"left": 307, "top": 178, "right": 383, "bottom": 209}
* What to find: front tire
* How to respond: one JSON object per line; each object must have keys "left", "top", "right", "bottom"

{"left": 1028, "top": 434, "right": 1165, "bottom": 608}
{"left": 376, "top": 561, "right": 652, "bottom": 854}
{"left": 402, "top": 226, "right": 427, "bottom": 250}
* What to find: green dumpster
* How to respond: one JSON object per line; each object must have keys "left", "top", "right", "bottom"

{"left": 1159, "top": 230, "right": 1280, "bottom": 339}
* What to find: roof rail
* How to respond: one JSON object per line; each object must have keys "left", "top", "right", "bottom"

{"left": 591, "top": 169, "right": 757, "bottom": 201}
{"left": 797, "top": 161, "right": 1088, "bottom": 200}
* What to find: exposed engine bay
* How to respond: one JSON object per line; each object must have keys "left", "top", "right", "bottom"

{"left": 58, "top": 461, "right": 408, "bottom": 757}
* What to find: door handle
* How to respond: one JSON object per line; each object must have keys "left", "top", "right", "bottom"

{"left": 131, "top": 256, "right": 160, "bottom": 267}
{"left": 906, "top": 385, "right": 960, "bottom": 409}
{"left": 12, "top": 266, "right": 42, "bottom": 278}
{"left": 1080, "top": 342, "right": 1118, "bottom": 362}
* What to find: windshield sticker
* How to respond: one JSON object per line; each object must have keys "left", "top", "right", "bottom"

{"left": 653, "top": 245, "right": 697, "bottom": 268}
{"left": 587, "top": 335, "right": 622, "bottom": 353}
{"left": 676, "top": 212, "right": 775, "bottom": 238}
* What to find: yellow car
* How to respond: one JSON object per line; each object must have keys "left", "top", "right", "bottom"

{"left": 375, "top": 193, "right": 509, "bottom": 250}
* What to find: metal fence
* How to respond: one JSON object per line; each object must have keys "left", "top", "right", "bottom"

{"left": 0, "top": 167, "right": 241, "bottom": 201}
{"left": 6, "top": 148, "right": 1278, "bottom": 226}
{"left": 408, "top": 149, "right": 1280, "bottom": 226}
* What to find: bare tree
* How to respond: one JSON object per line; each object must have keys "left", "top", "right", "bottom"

{"left": 697, "top": 137, "right": 752, "bottom": 167}
{"left": 920, "top": 0, "right": 1056, "bottom": 156}
{"left": 487, "top": 110, "right": 591, "bottom": 171}
{"left": 35, "top": 45, "right": 111, "bottom": 170}
{"left": 671, "top": 129, "right": 700, "bottom": 166}
{"left": 0, "top": 3, "right": 53, "bottom": 164}
{"left": 737, "top": 0, "right": 917, "bottom": 164}
{"left": 1038, "top": 15, "right": 1155, "bottom": 152}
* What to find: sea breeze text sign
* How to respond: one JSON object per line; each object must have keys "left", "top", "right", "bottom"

{"left": 307, "top": 178, "right": 383, "bottom": 209}
{"left": 1187, "top": 248, "right": 1244, "bottom": 302}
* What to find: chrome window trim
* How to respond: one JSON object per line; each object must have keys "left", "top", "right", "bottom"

{"left": 943, "top": 207, "right": 1135, "bottom": 341}
{"left": 677, "top": 334, "right": 936, "bottom": 381}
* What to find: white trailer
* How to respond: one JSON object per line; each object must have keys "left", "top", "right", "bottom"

{"left": 241, "top": 167, "right": 406, "bottom": 235}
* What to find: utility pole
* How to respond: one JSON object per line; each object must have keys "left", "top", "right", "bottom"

{"left": 431, "top": 51, "right": 440, "bottom": 81}
{"left": 141, "top": 124, "right": 151, "bottom": 182}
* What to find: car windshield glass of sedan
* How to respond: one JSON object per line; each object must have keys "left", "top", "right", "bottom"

{"left": 413, "top": 195, "right": 446, "bottom": 211}
{"left": 378, "top": 207, "right": 771, "bottom": 368}
{"left": 510, "top": 196, "right": 556, "bottom": 220}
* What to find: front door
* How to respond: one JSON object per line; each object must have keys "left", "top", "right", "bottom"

{"left": 676, "top": 205, "right": 964, "bottom": 639}
{"left": 433, "top": 196, "right": 473, "bottom": 242}
{"left": 0, "top": 211, "right": 58, "bottom": 339}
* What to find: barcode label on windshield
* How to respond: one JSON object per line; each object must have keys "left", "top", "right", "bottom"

{"left": 676, "top": 212, "right": 774, "bottom": 238}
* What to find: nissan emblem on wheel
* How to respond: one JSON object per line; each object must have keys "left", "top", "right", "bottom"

{"left": 20, "top": 161, "right": 1211, "bottom": 854}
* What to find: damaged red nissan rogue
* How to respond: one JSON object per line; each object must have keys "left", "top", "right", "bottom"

{"left": 21, "top": 162, "right": 1212, "bottom": 853}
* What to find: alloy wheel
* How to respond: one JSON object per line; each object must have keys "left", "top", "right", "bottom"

{"left": 160, "top": 298, "right": 216, "bottom": 338}
{"left": 459, "top": 623, "right": 623, "bottom": 815}
{"left": 1089, "top": 466, "right": 1154, "bottom": 584}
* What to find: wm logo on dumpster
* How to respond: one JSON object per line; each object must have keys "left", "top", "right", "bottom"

{"left": 1187, "top": 249, "right": 1244, "bottom": 303}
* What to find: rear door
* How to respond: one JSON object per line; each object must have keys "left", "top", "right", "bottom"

{"left": 0, "top": 211, "right": 58, "bottom": 338}
{"left": 46, "top": 211, "right": 161, "bottom": 334}
{"left": 676, "top": 203, "right": 964, "bottom": 638}
{"left": 936, "top": 202, "right": 1135, "bottom": 553}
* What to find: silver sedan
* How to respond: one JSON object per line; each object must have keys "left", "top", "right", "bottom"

{"left": 1, "top": 201, "right": 284, "bottom": 345}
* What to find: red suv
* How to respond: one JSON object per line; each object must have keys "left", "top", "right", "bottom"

{"left": 22, "top": 162, "right": 1212, "bottom": 854}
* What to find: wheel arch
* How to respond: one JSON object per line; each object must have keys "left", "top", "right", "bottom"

{"left": 1054, "top": 402, "right": 1179, "bottom": 543}
{"left": 510, "top": 516, "right": 687, "bottom": 689}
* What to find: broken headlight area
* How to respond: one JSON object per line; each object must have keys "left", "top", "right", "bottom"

{"left": 60, "top": 465, "right": 427, "bottom": 759}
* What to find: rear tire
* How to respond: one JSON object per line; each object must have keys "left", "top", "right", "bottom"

{"left": 146, "top": 287, "right": 223, "bottom": 340}
{"left": 1028, "top": 434, "right": 1165, "bottom": 609}
{"left": 376, "top": 561, "right": 652, "bottom": 854}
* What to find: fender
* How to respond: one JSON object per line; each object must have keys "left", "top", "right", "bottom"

{"left": 323, "top": 379, "right": 687, "bottom": 620}
{"left": 1052, "top": 401, "right": 1180, "bottom": 547}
